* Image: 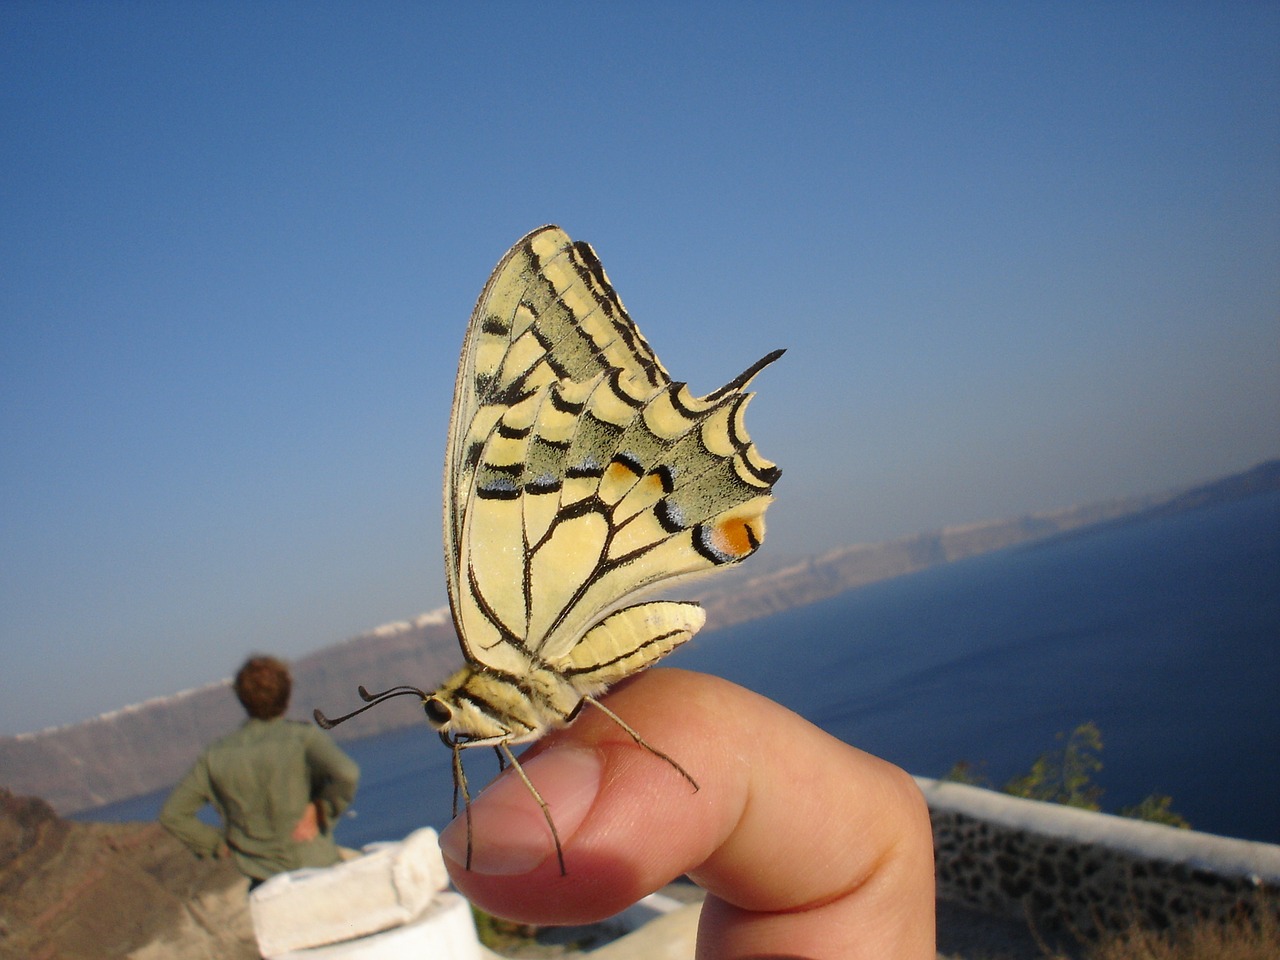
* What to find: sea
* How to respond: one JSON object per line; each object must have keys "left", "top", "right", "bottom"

{"left": 81, "top": 489, "right": 1280, "bottom": 847}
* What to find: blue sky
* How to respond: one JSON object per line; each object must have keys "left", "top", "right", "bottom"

{"left": 2, "top": 3, "right": 1276, "bottom": 735}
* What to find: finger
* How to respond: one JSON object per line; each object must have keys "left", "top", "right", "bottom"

{"left": 439, "top": 668, "right": 935, "bottom": 959}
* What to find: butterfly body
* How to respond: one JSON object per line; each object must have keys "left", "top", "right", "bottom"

{"left": 423, "top": 598, "right": 707, "bottom": 750}
{"left": 316, "top": 226, "right": 780, "bottom": 873}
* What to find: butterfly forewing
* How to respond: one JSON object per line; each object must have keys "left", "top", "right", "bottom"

{"left": 446, "top": 229, "right": 671, "bottom": 639}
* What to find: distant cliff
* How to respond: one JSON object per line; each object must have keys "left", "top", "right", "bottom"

{"left": 698, "top": 458, "right": 1280, "bottom": 629}
{"left": 3, "top": 459, "right": 1276, "bottom": 815}
{"left": 0, "top": 612, "right": 464, "bottom": 815}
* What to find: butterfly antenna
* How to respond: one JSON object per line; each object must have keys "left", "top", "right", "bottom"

{"left": 313, "top": 685, "right": 430, "bottom": 729}
{"left": 358, "top": 684, "right": 429, "bottom": 702}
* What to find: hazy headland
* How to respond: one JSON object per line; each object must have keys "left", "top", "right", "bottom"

{"left": 3, "top": 459, "right": 1276, "bottom": 816}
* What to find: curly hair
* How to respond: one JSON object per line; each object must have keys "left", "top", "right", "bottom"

{"left": 234, "top": 656, "right": 292, "bottom": 720}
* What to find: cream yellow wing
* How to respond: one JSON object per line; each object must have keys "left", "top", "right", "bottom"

{"left": 445, "top": 226, "right": 781, "bottom": 673}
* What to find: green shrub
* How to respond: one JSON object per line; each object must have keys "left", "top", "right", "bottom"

{"left": 1002, "top": 721, "right": 1105, "bottom": 810}
{"left": 947, "top": 722, "right": 1189, "bottom": 827}
{"left": 1118, "top": 792, "right": 1191, "bottom": 829}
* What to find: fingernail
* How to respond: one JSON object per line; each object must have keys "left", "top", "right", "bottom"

{"left": 438, "top": 746, "right": 603, "bottom": 875}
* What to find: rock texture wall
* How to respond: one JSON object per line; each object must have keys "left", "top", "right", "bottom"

{"left": 920, "top": 777, "right": 1280, "bottom": 942}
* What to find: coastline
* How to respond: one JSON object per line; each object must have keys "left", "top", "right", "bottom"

{"left": 8, "top": 460, "right": 1277, "bottom": 820}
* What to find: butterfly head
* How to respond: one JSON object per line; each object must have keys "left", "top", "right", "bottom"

{"left": 423, "top": 695, "right": 454, "bottom": 733}
{"left": 422, "top": 665, "right": 553, "bottom": 749}
{"left": 423, "top": 696, "right": 451, "bottom": 725}
{"left": 423, "top": 694, "right": 499, "bottom": 752}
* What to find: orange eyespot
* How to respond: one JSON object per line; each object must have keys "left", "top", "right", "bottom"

{"left": 714, "top": 516, "right": 760, "bottom": 558}
{"left": 694, "top": 515, "right": 763, "bottom": 564}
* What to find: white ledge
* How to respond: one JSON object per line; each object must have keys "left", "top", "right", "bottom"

{"left": 916, "top": 776, "right": 1280, "bottom": 883}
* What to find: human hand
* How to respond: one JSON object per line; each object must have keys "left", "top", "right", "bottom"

{"left": 291, "top": 801, "right": 322, "bottom": 843}
{"left": 438, "top": 668, "right": 935, "bottom": 959}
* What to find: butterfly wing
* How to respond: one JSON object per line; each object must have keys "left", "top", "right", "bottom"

{"left": 444, "top": 227, "right": 668, "bottom": 617}
{"left": 446, "top": 226, "right": 781, "bottom": 673}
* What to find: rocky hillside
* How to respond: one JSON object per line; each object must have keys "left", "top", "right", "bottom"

{"left": 0, "top": 788, "right": 255, "bottom": 960}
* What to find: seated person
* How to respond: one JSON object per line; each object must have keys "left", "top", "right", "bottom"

{"left": 161, "top": 655, "right": 360, "bottom": 887}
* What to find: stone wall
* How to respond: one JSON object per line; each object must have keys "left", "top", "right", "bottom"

{"left": 918, "top": 777, "right": 1280, "bottom": 941}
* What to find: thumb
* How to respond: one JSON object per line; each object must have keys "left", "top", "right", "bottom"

{"left": 440, "top": 669, "right": 934, "bottom": 959}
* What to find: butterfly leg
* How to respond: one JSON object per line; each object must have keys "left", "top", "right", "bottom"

{"left": 450, "top": 742, "right": 476, "bottom": 870}
{"left": 582, "top": 696, "right": 700, "bottom": 792}
{"left": 498, "top": 740, "right": 567, "bottom": 876}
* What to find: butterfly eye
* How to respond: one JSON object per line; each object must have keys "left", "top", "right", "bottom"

{"left": 423, "top": 697, "right": 452, "bottom": 729}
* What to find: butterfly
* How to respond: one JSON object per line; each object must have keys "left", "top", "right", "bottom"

{"left": 316, "top": 226, "right": 781, "bottom": 873}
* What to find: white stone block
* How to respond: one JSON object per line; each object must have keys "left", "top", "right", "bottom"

{"left": 270, "top": 892, "right": 481, "bottom": 960}
{"left": 251, "top": 827, "right": 452, "bottom": 957}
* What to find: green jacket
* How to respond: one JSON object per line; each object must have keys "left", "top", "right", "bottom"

{"left": 159, "top": 718, "right": 360, "bottom": 881}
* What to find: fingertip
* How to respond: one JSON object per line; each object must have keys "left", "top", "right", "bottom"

{"left": 439, "top": 745, "right": 604, "bottom": 876}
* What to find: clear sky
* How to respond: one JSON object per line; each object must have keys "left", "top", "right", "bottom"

{"left": 2, "top": 3, "right": 1277, "bottom": 736}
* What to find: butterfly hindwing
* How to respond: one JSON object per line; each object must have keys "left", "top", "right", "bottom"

{"left": 558, "top": 601, "right": 707, "bottom": 693}
{"left": 311, "top": 227, "right": 780, "bottom": 876}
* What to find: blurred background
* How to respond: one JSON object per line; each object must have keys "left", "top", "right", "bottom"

{"left": 3, "top": 2, "right": 1276, "bottom": 735}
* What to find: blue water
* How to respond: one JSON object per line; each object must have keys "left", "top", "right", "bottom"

{"left": 672, "top": 490, "right": 1280, "bottom": 843}
{"left": 83, "top": 490, "right": 1280, "bottom": 846}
